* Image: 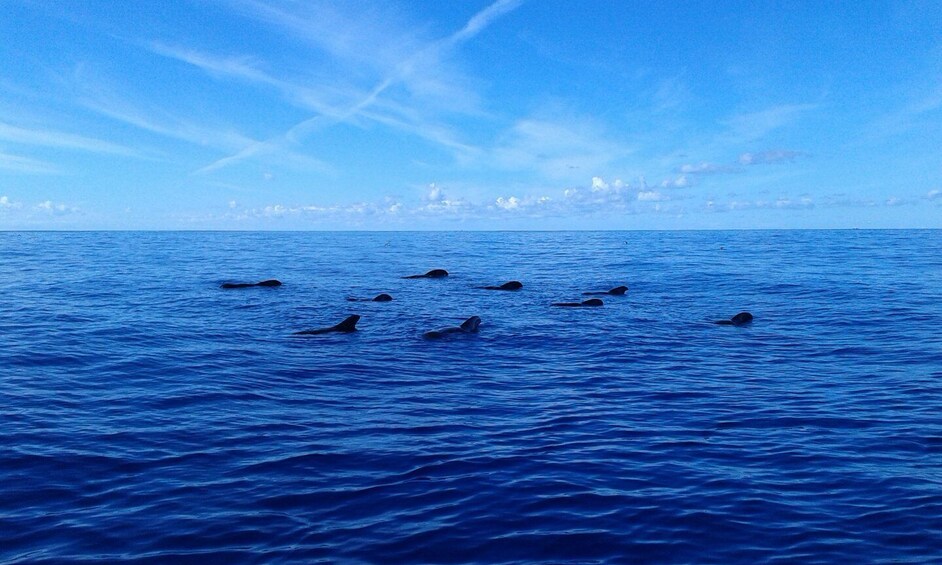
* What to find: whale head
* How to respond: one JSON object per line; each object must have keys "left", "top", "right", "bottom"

{"left": 715, "top": 312, "right": 753, "bottom": 326}
{"left": 460, "top": 316, "right": 482, "bottom": 333}
{"left": 730, "top": 312, "right": 753, "bottom": 325}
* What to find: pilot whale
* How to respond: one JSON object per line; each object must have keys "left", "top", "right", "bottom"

{"left": 294, "top": 314, "right": 360, "bottom": 335}
{"left": 403, "top": 269, "right": 449, "bottom": 279}
{"left": 714, "top": 312, "right": 753, "bottom": 326}
{"left": 583, "top": 285, "right": 627, "bottom": 296}
{"left": 221, "top": 279, "right": 282, "bottom": 289}
{"left": 552, "top": 298, "right": 604, "bottom": 307}
{"left": 347, "top": 293, "right": 393, "bottom": 302}
{"left": 479, "top": 281, "right": 522, "bottom": 291}
{"left": 423, "top": 316, "right": 481, "bottom": 339}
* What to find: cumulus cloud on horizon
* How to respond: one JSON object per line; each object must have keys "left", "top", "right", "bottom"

{"left": 214, "top": 171, "right": 871, "bottom": 226}
{"left": 36, "top": 200, "right": 80, "bottom": 215}
{"left": 0, "top": 195, "right": 22, "bottom": 209}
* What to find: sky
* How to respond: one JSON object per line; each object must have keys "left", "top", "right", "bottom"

{"left": 1, "top": 0, "right": 941, "bottom": 230}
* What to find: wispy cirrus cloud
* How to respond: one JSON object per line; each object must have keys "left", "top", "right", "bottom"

{"left": 867, "top": 80, "right": 942, "bottom": 139}
{"left": 185, "top": 0, "right": 522, "bottom": 173}
{"left": 147, "top": 42, "right": 351, "bottom": 120}
{"left": 490, "top": 113, "right": 634, "bottom": 179}
{"left": 0, "top": 151, "right": 60, "bottom": 174}
{"left": 77, "top": 81, "right": 331, "bottom": 174}
{"left": 677, "top": 161, "right": 736, "bottom": 174}
{"left": 0, "top": 121, "right": 140, "bottom": 157}
{"left": 722, "top": 103, "right": 817, "bottom": 143}
{"left": 739, "top": 149, "right": 806, "bottom": 165}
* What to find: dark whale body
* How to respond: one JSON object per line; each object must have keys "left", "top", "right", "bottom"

{"left": 294, "top": 315, "right": 360, "bottom": 335}
{"left": 403, "top": 269, "right": 449, "bottom": 279}
{"left": 221, "top": 279, "right": 282, "bottom": 289}
{"left": 552, "top": 298, "right": 604, "bottom": 307}
{"left": 347, "top": 293, "right": 393, "bottom": 302}
{"left": 583, "top": 285, "right": 628, "bottom": 296}
{"left": 423, "top": 316, "right": 481, "bottom": 339}
{"left": 714, "top": 312, "right": 753, "bottom": 326}
{"left": 480, "top": 281, "right": 522, "bottom": 291}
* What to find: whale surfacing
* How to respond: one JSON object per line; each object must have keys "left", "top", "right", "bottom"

{"left": 403, "top": 269, "right": 448, "bottom": 279}
{"left": 583, "top": 285, "right": 628, "bottom": 296}
{"left": 714, "top": 312, "right": 753, "bottom": 326}
{"left": 480, "top": 281, "right": 522, "bottom": 291}
{"left": 221, "top": 279, "right": 282, "bottom": 289}
{"left": 552, "top": 298, "right": 604, "bottom": 307}
{"left": 347, "top": 293, "right": 393, "bottom": 302}
{"left": 423, "top": 316, "right": 481, "bottom": 339}
{"left": 294, "top": 314, "right": 360, "bottom": 335}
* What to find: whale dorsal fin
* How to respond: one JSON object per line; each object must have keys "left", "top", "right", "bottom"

{"left": 334, "top": 315, "right": 360, "bottom": 332}
{"left": 460, "top": 316, "right": 481, "bottom": 332}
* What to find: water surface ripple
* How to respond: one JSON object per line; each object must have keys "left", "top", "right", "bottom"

{"left": 1, "top": 230, "right": 940, "bottom": 563}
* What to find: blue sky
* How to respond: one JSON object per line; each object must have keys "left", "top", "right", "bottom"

{"left": 1, "top": 0, "right": 940, "bottom": 229}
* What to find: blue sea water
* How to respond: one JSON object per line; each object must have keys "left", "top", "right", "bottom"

{"left": 1, "top": 230, "right": 941, "bottom": 564}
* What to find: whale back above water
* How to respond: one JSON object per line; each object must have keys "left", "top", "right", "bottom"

{"left": 294, "top": 314, "right": 360, "bottom": 335}
{"left": 480, "top": 281, "right": 523, "bottom": 291}
{"left": 583, "top": 285, "right": 627, "bottom": 296}
{"left": 347, "top": 293, "right": 393, "bottom": 302}
{"left": 221, "top": 279, "right": 282, "bottom": 289}
{"left": 403, "top": 269, "right": 449, "bottom": 279}
{"left": 552, "top": 298, "right": 604, "bottom": 307}
{"left": 714, "top": 312, "right": 753, "bottom": 326}
{"left": 424, "top": 316, "right": 482, "bottom": 339}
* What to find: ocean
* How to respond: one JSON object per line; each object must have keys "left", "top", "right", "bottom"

{"left": 1, "top": 230, "right": 940, "bottom": 563}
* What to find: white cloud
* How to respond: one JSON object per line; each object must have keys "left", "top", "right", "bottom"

{"left": 210, "top": 173, "right": 937, "bottom": 227}
{"left": 185, "top": 0, "right": 521, "bottom": 173}
{"left": 0, "top": 195, "right": 22, "bottom": 209}
{"left": 708, "top": 195, "right": 814, "bottom": 212}
{"left": 0, "top": 151, "right": 59, "bottom": 174}
{"left": 775, "top": 197, "right": 814, "bottom": 209}
{"left": 637, "top": 191, "right": 666, "bottom": 202}
{"left": 660, "top": 174, "right": 690, "bottom": 188}
{"left": 926, "top": 189, "right": 941, "bottom": 201}
{"left": 424, "top": 183, "right": 444, "bottom": 203}
{"left": 450, "top": 0, "right": 523, "bottom": 45}
{"left": 0, "top": 121, "right": 139, "bottom": 157}
{"left": 78, "top": 84, "right": 331, "bottom": 175}
{"left": 678, "top": 162, "right": 734, "bottom": 174}
{"left": 495, "top": 196, "right": 520, "bottom": 210}
{"left": 723, "top": 103, "right": 816, "bottom": 142}
{"left": 491, "top": 114, "right": 633, "bottom": 179}
{"left": 867, "top": 81, "right": 942, "bottom": 139}
{"left": 36, "top": 200, "right": 79, "bottom": 215}
{"left": 739, "top": 150, "right": 805, "bottom": 165}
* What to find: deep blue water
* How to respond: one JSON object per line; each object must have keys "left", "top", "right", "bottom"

{"left": 1, "top": 230, "right": 941, "bottom": 564}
